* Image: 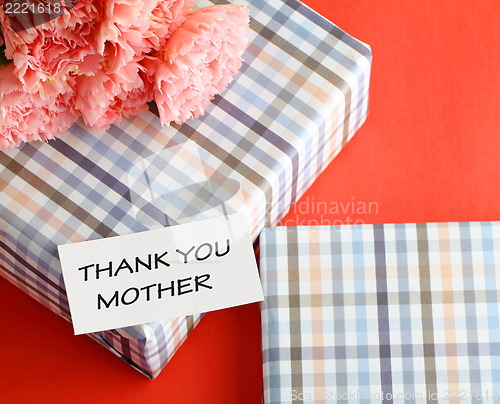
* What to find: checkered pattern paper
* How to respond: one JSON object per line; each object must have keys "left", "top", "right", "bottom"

{"left": 260, "top": 223, "right": 500, "bottom": 403}
{"left": 0, "top": 0, "right": 371, "bottom": 378}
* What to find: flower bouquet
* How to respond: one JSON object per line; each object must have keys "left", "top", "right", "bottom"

{"left": 0, "top": 0, "right": 249, "bottom": 150}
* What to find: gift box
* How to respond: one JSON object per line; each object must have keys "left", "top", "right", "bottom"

{"left": 0, "top": 0, "right": 371, "bottom": 378}
{"left": 260, "top": 223, "right": 500, "bottom": 403}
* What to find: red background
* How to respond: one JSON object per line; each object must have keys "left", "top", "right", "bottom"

{"left": 2, "top": 0, "right": 500, "bottom": 402}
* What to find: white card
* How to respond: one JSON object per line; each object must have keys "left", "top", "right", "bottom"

{"left": 58, "top": 213, "right": 263, "bottom": 335}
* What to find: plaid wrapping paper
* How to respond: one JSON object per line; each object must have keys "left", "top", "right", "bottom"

{"left": 0, "top": 0, "right": 371, "bottom": 379}
{"left": 260, "top": 223, "right": 500, "bottom": 403}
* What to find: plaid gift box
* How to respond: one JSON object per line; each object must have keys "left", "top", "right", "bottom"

{"left": 260, "top": 223, "right": 500, "bottom": 403}
{"left": 0, "top": 0, "right": 371, "bottom": 378}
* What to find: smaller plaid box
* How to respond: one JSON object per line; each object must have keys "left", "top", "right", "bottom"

{"left": 260, "top": 223, "right": 500, "bottom": 403}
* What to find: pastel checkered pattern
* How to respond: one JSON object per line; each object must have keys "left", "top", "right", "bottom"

{"left": 260, "top": 223, "right": 500, "bottom": 403}
{"left": 0, "top": 0, "right": 371, "bottom": 378}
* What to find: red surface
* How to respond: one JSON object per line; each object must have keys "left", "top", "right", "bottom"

{"left": 2, "top": 0, "right": 500, "bottom": 402}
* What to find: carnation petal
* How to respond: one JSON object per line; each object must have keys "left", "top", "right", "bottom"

{"left": 73, "top": 61, "right": 153, "bottom": 130}
{"left": 145, "top": 4, "right": 249, "bottom": 125}
{"left": 0, "top": 64, "right": 78, "bottom": 150}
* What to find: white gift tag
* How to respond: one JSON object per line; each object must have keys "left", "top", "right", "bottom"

{"left": 58, "top": 213, "right": 263, "bottom": 335}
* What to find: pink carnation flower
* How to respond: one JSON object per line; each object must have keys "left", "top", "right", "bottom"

{"left": 143, "top": 4, "right": 249, "bottom": 125}
{"left": 1, "top": 1, "right": 250, "bottom": 149}
{"left": 146, "top": 0, "right": 194, "bottom": 50}
{"left": 0, "top": 0, "right": 103, "bottom": 90}
{"left": 97, "top": 0, "right": 193, "bottom": 73}
{"left": 0, "top": 63, "right": 78, "bottom": 150}
{"left": 72, "top": 60, "right": 153, "bottom": 130}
